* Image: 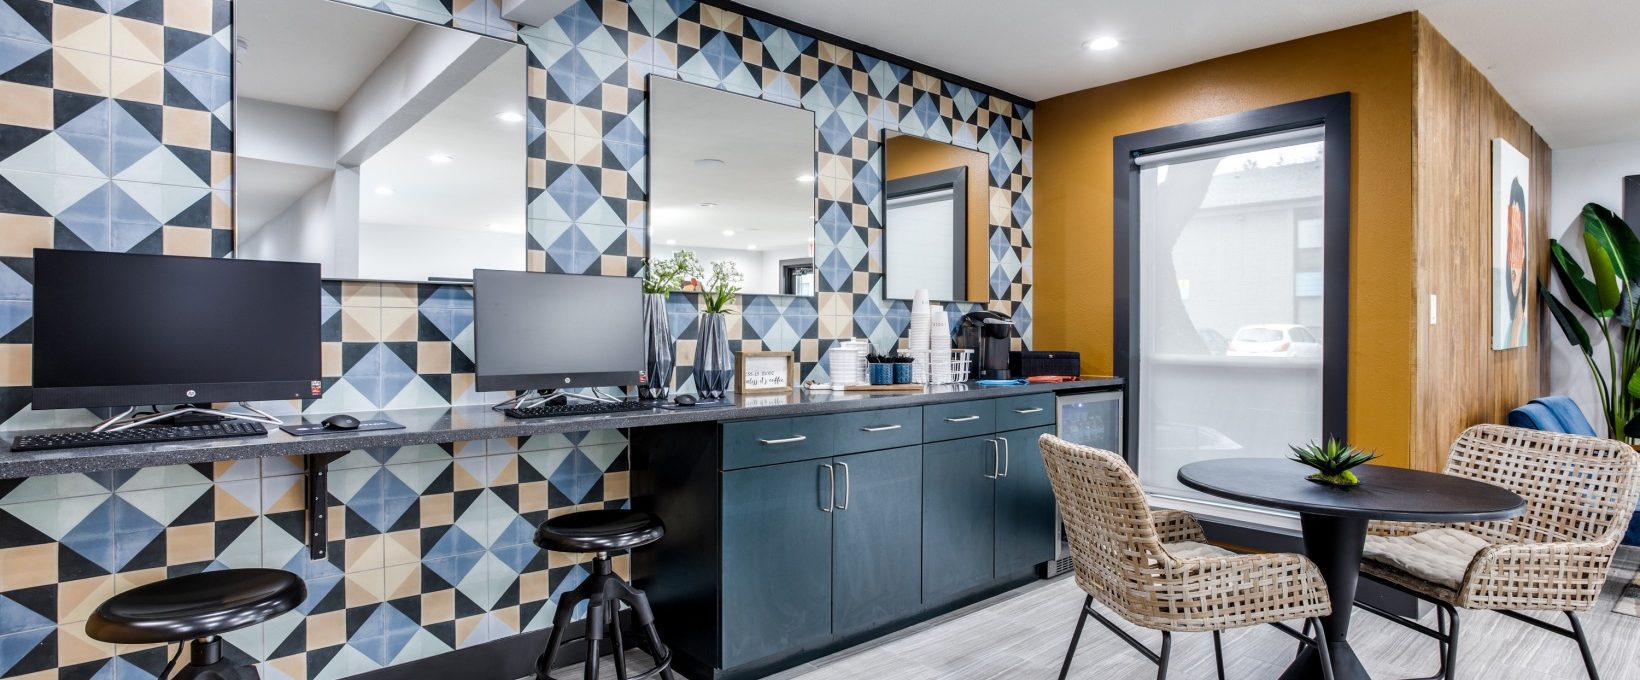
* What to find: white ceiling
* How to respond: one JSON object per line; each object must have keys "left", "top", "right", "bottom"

{"left": 736, "top": 0, "right": 1640, "bottom": 148}
{"left": 234, "top": 0, "right": 413, "bottom": 111}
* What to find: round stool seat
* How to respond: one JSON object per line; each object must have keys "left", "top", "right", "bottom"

{"left": 534, "top": 509, "right": 665, "bottom": 553}
{"left": 86, "top": 568, "right": 305, "bottom": 645}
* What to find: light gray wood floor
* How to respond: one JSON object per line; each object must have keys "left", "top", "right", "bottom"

{"left": 552, "top": 547, "right": 1640, "bottom": 679}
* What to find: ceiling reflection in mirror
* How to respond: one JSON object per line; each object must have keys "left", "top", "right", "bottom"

{"left": 883, "top": 132, "right": 990, "bottom": 303}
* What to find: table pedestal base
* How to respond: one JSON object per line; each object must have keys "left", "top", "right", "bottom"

{"left": 1279, "top": 640, "right": 1370, "bottom": 680}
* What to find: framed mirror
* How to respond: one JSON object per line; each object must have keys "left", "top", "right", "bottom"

{"left": 232, "top": 0, "right": 526, "bottom": 281}
{"left": 648, "top": 77, "right": 816, "bottom": 296}
{"left": 883, "top": 132, "right": 990, "bottom": 303}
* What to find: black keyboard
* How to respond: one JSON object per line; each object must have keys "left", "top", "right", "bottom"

{"left": 10, "top": 421, "right": 270, "bottom": 452}
{"left": 504, "top": 400, "right": 651, "bottom": 420}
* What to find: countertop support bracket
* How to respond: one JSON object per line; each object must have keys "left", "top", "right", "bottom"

{"left": 306, "top": 451, "right": 345, "bottom": 560}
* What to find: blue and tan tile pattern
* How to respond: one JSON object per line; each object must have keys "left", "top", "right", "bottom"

{"left": 0, "top": 0, "right": 1031, "bottom": 677}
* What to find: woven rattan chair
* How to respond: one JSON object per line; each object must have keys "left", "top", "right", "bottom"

{"left": 1355, "top": 424, "right": 1640, "bottom": 680}
{"left": 1039, "top": 434, "right": 1335, "bottom": 680}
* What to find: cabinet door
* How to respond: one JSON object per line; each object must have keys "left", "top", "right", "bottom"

{"left": 921, "top": 435, "right": 998, "bottom": 602}
{"left": 832, "top": 446, "right": 922, "bottom": 634}
{"left": 994, "top": 426, "right": 1058, "bottom": 576}
{"left": 722, "top": 460, "right": 834, "bottom": 667}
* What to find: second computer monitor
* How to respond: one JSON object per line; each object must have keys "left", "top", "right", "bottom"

{"left": 473, "top": 270, "right": 644, "bottom": 393}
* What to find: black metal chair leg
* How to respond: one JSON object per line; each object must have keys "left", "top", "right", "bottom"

{"left": 1155, "top": 631, "right": 1172, "bottom": 680}
{"left": 1405, "top": 605, "right": 1451, "bottom": 680}
{"left": 1311, "top": 619, "right": 1336, "bottom": 680}
{"left": 609, "top": 603, "right": 628, "bottom": 680}
{"left": 1212, "top": 630, "right": 1225, "bottom": 680}
{"left": 536, "top": 594, "right": 583, "bottom": 680}
{"left": 584, "top": 601, "right": 607, "bottom": 680}
{"left": 1441, "top": 606, "right": 1460, "bottom": 680}
{"left": 1297, "top": 618, "right": 1312, "bottom": 658}
{"left": 1566, "top": 612, "right": 1601, "bottom": 680}
{"left": 1058, "top": 595, "right": 1092, "bottom": 680}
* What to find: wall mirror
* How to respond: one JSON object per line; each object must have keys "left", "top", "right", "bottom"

{"left": 233, "top": 0, "right": 526, "bottom": 281}
{"left": 649, "top": 77, "right": 816, "bottom": 296}
{"left": 883, "top": 132, "right": 990, "bottom": 303}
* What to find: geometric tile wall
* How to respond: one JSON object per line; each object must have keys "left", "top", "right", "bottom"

{"left": 0, "top": 0, "right": 1032, "bottom": 677}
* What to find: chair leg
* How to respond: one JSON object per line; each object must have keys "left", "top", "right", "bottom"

{"left": 621, "top": 585, "right": 677, "bottom": 680}
{"left": 1154, "top": 631, "right": 1171, "bottom": 680}
{"left": 1058, "top": 595, "right": 1092, "bottom": 680}
{"left": 1566, "top": 612, "right": 1601, "bottom": 680}
{"left": 1211, "top": 630, "right": 1225, "bottom": 680}
{"left": 536, "top": 594, "right": 583, "bottom": 680}
{"left": 1311, "top": 619, "right": 1335, "bottom": 680}
{"left": 608, "top": 603, "right": 627, "bottom": 680}
{"left": 584, "top": 601, "right": 607, "bottom": 680}
{"left": 1442, "top": 606, "right": 1460, "bottom": 680}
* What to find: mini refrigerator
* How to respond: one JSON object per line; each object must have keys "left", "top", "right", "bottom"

{"left": 1043, "top": 389, "right": 1123, "bottom": 577}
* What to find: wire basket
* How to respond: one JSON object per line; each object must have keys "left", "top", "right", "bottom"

{"left": 898, "top": 349, "right": 973, "bottom": 385}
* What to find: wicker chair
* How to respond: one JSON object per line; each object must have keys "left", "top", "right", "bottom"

{"left": 1355, "top": 424, "right": 1640, "bottom": 680}
{"left": 1038, "top": 434, "right": 1336, "bottom": 680}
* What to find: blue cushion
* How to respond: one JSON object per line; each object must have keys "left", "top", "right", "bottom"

{"left": 1531, "top": 396, "right": 1597, "bottom": 437}
{"left": 1506, "top": 403, "right": 1560, "bottom": 432}
{"left": 1508, "top": 396, "right": 1633, "bottom": 545}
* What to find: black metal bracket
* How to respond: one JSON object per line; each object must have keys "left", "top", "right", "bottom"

{"left": 306, "top": 452, "right": 345, "bottom": 560}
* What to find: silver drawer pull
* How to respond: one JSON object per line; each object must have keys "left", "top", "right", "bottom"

{"left": 861, "top": 424, "right": 903, "bottom": 433}
{"left": 1012, "top": 407, "right": 1044, "bottom": 415}
{"left": 759, "top": 435, "right": 808, "bottom": 445}
{"left": 945, "top": 415, "right": 981, "bottom": 423}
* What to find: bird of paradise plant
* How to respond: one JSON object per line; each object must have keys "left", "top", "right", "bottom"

{"left": 1541, "top": 203, "right": 1640, "bottom": 442}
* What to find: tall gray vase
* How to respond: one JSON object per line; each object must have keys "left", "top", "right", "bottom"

{"left": 639, "top": 293, "right": 673, "bottom": 400}
{"left": 694, "top": 312, "right": 733, "bottom": 399}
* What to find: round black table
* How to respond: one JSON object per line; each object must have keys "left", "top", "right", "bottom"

{"left": 1177, "top": 458, "right": 1524, "bottom": 680}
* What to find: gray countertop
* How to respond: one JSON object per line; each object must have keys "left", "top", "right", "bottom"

{"left": 0, "top": 378, "right": 1122, "bottom": 478}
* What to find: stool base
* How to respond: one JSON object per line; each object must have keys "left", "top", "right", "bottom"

{"left": 170, "top": 637, "right": 260, "bottom": 680}
{"left": 535, "top": 554, "right": 677, "bottom": 680}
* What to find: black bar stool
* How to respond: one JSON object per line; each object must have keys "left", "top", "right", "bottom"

{"left": 534, "top": 509, "right": 677, "bottom": 680}
{"left": 85, "top": 568, "right": 305, "bottom": 679}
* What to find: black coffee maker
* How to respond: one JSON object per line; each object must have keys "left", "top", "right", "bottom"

{"left": 956, "top": 311, "right": 1014, "bottom": 380}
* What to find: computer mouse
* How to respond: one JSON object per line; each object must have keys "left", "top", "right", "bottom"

{"left": 673, "top": 394, "right": 698, "bottom": 407}
{"left": 322, "top": 414, "right": 361, "bottom": 430}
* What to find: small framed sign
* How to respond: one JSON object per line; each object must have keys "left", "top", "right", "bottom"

{"left": 736, "top": 351, "right": 795, "bottom": 394}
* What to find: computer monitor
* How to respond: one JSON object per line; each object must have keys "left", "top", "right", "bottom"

{"left": 473, "top": 270, "right": 643, "bottom": 392}
{"left": 30, "top": 249, "right": 323, "bottom": 410}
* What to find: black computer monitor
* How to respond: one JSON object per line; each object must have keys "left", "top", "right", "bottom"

{"left": 30, "top": 249, "right": 323, "bottom": 409}
{"left": 473, "top": 270, "right": 643, "bottom": 392}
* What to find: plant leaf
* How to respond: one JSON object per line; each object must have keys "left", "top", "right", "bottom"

{"left": 1541, "top": 280, "right": 1592, "bottom": 352}
{"left": 1550, "top": 240, "right": 1603, "bottom": 317}
{"left": 1584, "top": 203, "right": 1640, "bottom": 284}
{"left": 1583, "top": 230, "right": 1623, "bottom": 314}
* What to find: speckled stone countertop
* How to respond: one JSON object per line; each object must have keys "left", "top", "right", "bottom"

{"left": 0, "top": 378, "right": 1122, "bottom": 478}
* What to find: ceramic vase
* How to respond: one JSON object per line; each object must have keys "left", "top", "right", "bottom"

{"left": 694, "top": 312, "right": 733, "bottom": 399}
{"left": 639, "top": 293, "right": 673, "bottom": 400}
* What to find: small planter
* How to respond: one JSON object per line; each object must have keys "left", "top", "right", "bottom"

{"left": 1289, "top": 438, "right": 1378, "bottom": 489}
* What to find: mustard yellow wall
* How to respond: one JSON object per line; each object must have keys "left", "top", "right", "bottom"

{"left": 884, "top": 135, "right": 991, "bottom": 302}
{"left": 1033, "top": 15, "right": 1419, "bottom": 467}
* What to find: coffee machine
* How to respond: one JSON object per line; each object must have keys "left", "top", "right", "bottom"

{"left": 956, "top": 311, "right": 1014, "bottom": 380}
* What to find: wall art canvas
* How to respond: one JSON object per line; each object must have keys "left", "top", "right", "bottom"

{"left": 1492, "top": 138, "right": 1530, "bottom": 350}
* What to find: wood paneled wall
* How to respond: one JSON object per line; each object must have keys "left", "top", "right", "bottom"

{"left": 1411, "top": 15, "right": 1552, "bottom": 470}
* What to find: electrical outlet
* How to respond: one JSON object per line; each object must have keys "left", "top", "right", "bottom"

{"left": 1430, "top": 294, "right": 1438, "bottom": 325}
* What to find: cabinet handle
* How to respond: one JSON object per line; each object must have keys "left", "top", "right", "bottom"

{"left": 837, "top": 462, "right": 851, "bottom": 510}
{"left": 861, "top": 424, "right": 902, "bottom": 433}
{"left": 945, "top": 415, "right": 981, "bottom": 423}
{"left": 759, "top": 435, "right": 808, "bottom": 445}
{"left": 998, "top": 437, "right": 1011, "bottom": 478}
{"left": 820, "top": 464, "right": 835, "bottom": 512}
{"left": 1012, "top": 407, "right": 1044, "bottom": 415}
{"left": 985, "top": 439, "right": 1000, "bottom": 479}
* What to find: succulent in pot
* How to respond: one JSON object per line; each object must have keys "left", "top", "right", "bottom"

{"left": 1288, "top": 438, "right": 1379, "bottom": 487}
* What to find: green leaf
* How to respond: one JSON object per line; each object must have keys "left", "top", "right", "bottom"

{"left": 1583, "top": 230, "right": 1623, "bottom": 314}
{"left": 1584, "top": 203, "right": 1640, "bottom": 284}
{"left": 1550, "top": 240, "right": 1604, "bottom": 317}
{"left": 1540, "top": 280, "right": 1592, "bottom": 353}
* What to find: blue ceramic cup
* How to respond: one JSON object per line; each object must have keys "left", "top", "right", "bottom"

{"left": 869, "top": 363, "right": 893, "bottom": 385}
{"left": 893, "top": 363, "right": 913, "bottom": 384}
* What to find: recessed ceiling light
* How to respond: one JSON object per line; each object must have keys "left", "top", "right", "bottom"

{"left": 495, "top": 111, "right": 525, "bottom": 123}
{"left": 427, "top": 154, "right": 454, "bottom": 163}
{"left": 665, "top": 239, "right": 677, "bottom": 245}
{"left": 695, "top": 158, "right": 726, "bottom": 168}
{"left": 796, "top": 174, "right": 815, "bottom": 182}
{"left": 722, "top": 229, "right": 735, "bottom": 236}
{"left": 1083, "top": 36, "right": 1120, "bottom": 51}
{"left": 747, "top": 244, "right": 757, "bottom": 250}
{"left": 699, "top": 202, "right": 718, "bottom": 208}
{"left": 375, "top": 186, "right": 394, "bottom": 195}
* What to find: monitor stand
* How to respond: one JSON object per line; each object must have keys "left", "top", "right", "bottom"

{"left": 93, "top": 403, "right": 285, "bottom": 433}
{"left": 492, "top": 388, "right": 621, "bottom": 411}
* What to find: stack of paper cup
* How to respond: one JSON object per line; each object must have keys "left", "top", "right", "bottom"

{"left": 908, "top": 289, "right": 932, "bottom": 382}
{"left": 929, "top": 306, "right": 952, "bottom": 383}
{"left": 845, "top": 339, "right": 872, "bottom": 384}
{"left": 829, "top": 341, "right": 860, "bottom": 386}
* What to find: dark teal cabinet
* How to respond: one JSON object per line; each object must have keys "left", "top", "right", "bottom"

{"left": 993, "top": 425, "right": 1058, "bottom": 576}
{"left": 921, "top": 434, "right": 999, "bottom": 601}
{"left": 831, "top": 446, "right": 923, "bottom": 634}
{"left": 721, "top": 460, "right": 835, "bottom": 667}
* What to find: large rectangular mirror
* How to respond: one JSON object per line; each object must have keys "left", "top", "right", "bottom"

{"left": 883, "top": 132, "right": 990, "bottom": 302}
{"left": 233, "top": 0, "right": 526, "bottom": 281}
{"left": 649, "top": 77, "right": 816, "bottom": 296}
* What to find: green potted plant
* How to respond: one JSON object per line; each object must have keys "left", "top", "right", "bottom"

{"left": 639, "top": 250, "right": 701, "bottom": 399}
{"left": 693, "top": 259, "right": 742, "bottom": 399}
{"left": 1288, "top": 438, "right": 1379, "bottom": 487}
